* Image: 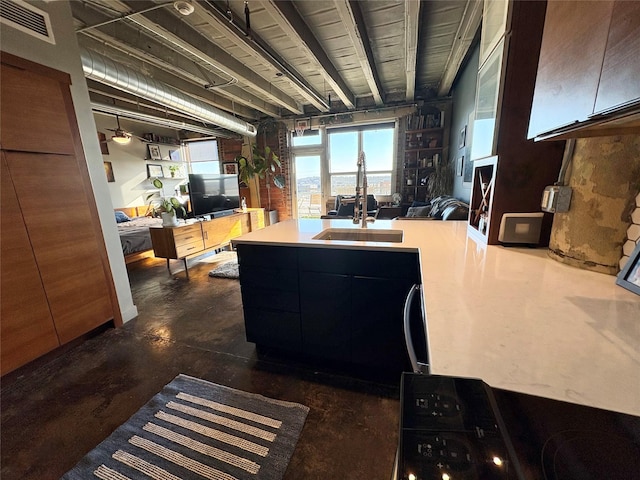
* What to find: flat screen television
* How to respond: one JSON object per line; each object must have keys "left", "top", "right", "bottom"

{"left": 188, "top": 173, "right": 240, "bottom": 218}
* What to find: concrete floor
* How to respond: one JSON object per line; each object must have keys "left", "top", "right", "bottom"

{"left": 1, "top": 251, "right": 401, "bottom": 479}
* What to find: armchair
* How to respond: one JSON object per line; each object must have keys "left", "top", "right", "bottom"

{"left": 327, "top": 194, "right": 378, "bottom": 218}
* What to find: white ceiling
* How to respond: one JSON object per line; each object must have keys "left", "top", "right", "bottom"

{"left": 70, "top": 0, "right": 482, "bottom": 137}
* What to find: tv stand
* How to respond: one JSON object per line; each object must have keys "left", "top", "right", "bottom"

{"left": 149, "top": 209, "right": 265, "bottom": 278}
{"left": 210, "top": 209, "right": 236, "bottom": 219}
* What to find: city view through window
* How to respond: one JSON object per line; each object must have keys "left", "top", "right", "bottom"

{"left": 295, "top": 126, "right": 395, "bottom": 217}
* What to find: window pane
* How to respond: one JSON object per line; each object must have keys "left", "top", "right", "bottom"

{"left": 292, "top": 130, "right": 321, "bottom": 147}
{"left": 187, "top": 140, "right": 219, "bottom": 161}
{"left": 328, "top": 131, "right": 358, "bottom": 173}
{"left": 363, "top": 128, "right": 393, "bottom": 171}
{"left": 295, "top": 155, "right": 321, "bottom": 218}
{"left": 365, "top": 174, "right": 392, "bottom": 195}
{"left": 330, "top": 174, "right": 357, "bottom": 196}
{"left": 191, "top": 161, "right": 220, "bottom": 174}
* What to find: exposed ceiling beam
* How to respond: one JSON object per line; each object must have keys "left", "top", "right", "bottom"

{"left": 263, "top": 0, "right": 356, "bottom": 110}
{"left": 199, "top": 0, "right": 330, "bottom": 113}
{"left": 114, "top": 0, "right": 303, "bottom": 115}
{"left": 404, "top": 0, "right": 420, "bottom": 102}
{"left": 437, "top": 0, "right": 482, "bottom": 97}
{"left": 334, "top": 0, "right": 384, "bottom": 106}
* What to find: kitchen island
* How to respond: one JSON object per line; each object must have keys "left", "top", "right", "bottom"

{"left": 232, "top": 218, "right": 640, "bottom": 417}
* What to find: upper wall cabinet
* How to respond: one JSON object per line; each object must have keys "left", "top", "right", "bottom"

{"left": 593, "top": 1, "right": 640, "bottom": 115}
{"left": 528, "top": 0, "right": 640, "bottom": 140}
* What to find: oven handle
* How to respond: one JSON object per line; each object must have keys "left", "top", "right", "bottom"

{"left": 403, "top": 284, "right": 429, "bottom": 374}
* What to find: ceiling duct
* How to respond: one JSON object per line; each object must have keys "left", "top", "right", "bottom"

{"left": 91, "top": 102, "right": 234, "bottom": 138}
{"left": 80, "top": 48, "right": 257, "bottom": 137}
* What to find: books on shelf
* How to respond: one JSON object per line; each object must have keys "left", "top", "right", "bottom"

{"left": 406, "top": 111, "right": 443, "bottom": 130}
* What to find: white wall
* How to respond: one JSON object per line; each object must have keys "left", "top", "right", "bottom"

{"left": 0, "top": 1, "right": 139, "bottom": 321}
{"left": 94, "top": 114, "right": 186, "bottom": 208}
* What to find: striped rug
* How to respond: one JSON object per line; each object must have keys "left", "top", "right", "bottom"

{"left": 61, "top": 375, "right": 309, "bottom": 480}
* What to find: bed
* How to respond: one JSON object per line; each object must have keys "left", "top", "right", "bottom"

{"left": 114, "top": 207, "right": 162, "bottom": 263}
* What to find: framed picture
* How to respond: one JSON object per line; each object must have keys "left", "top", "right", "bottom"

{"left": 458, "top": 125, "right": 467, "bottom": 149}
{"left": 147, "top": 164, "right": 164, "bottom": 178}
{"left": 103, "top": 161, "right": 115, "bottom": 182}
{"left": 98, "top": 132, "right": 109, "bottom": 155}
{"left": 616, "top": 242, "right": 640, "bottom": 295}
{"left": 456, "top": 156, "right": 464, "bottom": 176}
{"left": 222, "top": 162, "right": 239, "bottom": 175}
{"left": 148, "top": 144, "right": 162, "bottom": 161}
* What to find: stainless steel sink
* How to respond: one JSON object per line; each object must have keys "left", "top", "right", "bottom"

{"left": 313, "top": 228, "right": 404, "bottom": 243}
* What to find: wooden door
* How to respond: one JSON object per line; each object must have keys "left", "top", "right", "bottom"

{"left": 0, "top": 153, "right": 60, "bottom": 375}
{"left": 6, "top": 151, "right": 114, "bottom": 343}
{"left": 1, "top": 53, "right": 117, "bottom": 358}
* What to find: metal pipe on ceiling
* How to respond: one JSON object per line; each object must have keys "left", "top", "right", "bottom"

{"left": 80, "top": 47, "right": 257, "bottom": 137}
{"left": 91, "top": 102, "right": 235, "bottom": 138}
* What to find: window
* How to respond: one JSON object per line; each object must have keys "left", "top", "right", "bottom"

{"left": 290, "top": 123, "right": 396, "bottom": 218}
{"left": 328, "top": 124, "right": 394, "bottom": 196}
{"left": 184, "top": 139, "right": 220, "bottom": 174}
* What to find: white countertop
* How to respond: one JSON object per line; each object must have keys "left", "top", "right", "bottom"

{"left": 232, "top": 219, "right": 640, "bottom": 416}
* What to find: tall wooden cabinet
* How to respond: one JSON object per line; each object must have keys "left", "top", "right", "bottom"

{"left": 1, "top": 53, "right": 121, "bottom": 375}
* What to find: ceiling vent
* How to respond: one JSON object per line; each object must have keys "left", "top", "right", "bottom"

{"left": 0, "top": 0, "right": 55, "bottom": 44}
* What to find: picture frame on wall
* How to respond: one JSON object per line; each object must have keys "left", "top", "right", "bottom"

{"left": 103, "top": 161, "right": 115, "bottom": 182}
{"left": 456, "top": 156, "right": 464, "bottom": 177}
{"left": 222, "top": 162, "right": 239, "bottom": 175}
{"left": 147, "top": 164, "right": 164, "bottom": 178}
{"left": 616, "top": 242, "right": 640, "bottom": 295}
{"left": 458, "top": 125, "right": 467, "bottom": 149}
{"left": 148, "top": 144, "right": 162, "bottom": 161}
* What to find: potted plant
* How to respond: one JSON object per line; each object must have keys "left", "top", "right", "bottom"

{"left": 146, "top": 178, "right": 186, "bottom": 227}
{"left": 236, "top": 143, "right": 285, "bottom": 224}
{"left": 168, "top": 164, "right": 181, "bottom": 178}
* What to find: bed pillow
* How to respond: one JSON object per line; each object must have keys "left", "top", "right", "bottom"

{"left": 115, "top": 211, "right": 131, "bottom": 223}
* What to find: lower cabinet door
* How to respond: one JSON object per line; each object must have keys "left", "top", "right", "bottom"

{"left": 300, "top": 271, "right": 351, "bottom": 362}
{"left": 351, "top": 276, "right": 413, "bottom": 372}
{"left": 243, "top": 308, "right": 301, "bottom": 350}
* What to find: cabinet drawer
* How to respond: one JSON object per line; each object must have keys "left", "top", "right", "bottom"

{"left": 175, "top": 239, "right": 204, "bottom": 258}
{"left": 174, "top": 224, "right": 202, "bottom": 244}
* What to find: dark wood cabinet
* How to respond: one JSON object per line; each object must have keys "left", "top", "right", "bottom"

{"left": 594, "top": 1, "right": 640, "bottom": 115}
{"left": 467, "top": 1, "right": 565, "bottom": 245}
{"left": 351, "top": 275, "right": 414, "bottom": 371}
{"left": 237, "top": 245, "right": 301, "bottom": 350}
{"left": 528, "top": 0, "right": 640, "bottom": 139}
{"left": 300, "top": 272, "right": 351, "bottom": 362}
{"left": 237, "top": 243, "right": 420, "bottom": 373}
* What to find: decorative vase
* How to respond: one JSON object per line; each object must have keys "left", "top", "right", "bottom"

{"left": 161, "top": 211, "right": 178, "bottom": 227}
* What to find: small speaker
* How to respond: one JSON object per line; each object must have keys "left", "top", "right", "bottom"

{"left": 498, "top": 213, "right": 544, "bottom": 245}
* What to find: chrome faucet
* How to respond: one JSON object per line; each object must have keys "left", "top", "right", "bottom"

{"left": 353, "top": 151, "right": 375, "bottom": 228}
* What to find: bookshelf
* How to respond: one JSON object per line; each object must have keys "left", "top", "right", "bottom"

{"left": 401, "top": 103, "right": 449, "bottom": 203}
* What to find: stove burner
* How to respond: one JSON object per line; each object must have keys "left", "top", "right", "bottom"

{"left": 541, "top": 430, "right": 640, "bottom": 480}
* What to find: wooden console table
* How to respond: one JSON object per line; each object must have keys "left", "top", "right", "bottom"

{"left": 149, "top": 209, "right": 264, "bottom": 278}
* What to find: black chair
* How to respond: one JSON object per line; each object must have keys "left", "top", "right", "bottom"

{"left": 328, "top": 195, "right": 377, "bottom": 217}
